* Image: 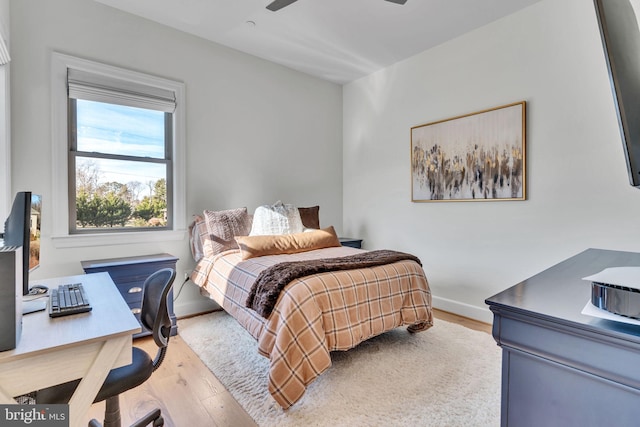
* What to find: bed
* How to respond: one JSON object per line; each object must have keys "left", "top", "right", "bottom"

{"left": 189, "top": 204, "right": 433, "bottom": 409}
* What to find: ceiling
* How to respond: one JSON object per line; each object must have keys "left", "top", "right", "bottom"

{"left": 94, "top": 0, "right": 542, "bottom": 84}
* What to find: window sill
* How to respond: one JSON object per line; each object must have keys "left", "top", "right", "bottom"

{"left": 52, "top": 229, "right": 186, "bottom": 248}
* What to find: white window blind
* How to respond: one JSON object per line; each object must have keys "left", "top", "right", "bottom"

{"left": 67, "top": 69, "right": 176, "bottom": 113}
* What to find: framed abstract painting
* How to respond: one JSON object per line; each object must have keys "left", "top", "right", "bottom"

{"left": 411, "top": 101, "right": 526, "bottom": 202}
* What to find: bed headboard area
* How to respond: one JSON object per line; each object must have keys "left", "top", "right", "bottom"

{"left": 189, "top": 201, "right": 321, "bottom": 262}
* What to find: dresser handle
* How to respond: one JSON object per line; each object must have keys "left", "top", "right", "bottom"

{"left": 128, "top": 286, "right": 142, "bottom": 293}
{"left": 131, "top": 308, "right": 141, "bottom": 314}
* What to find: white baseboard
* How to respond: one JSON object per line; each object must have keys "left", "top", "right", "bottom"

{"left": 432, "top": 295, "right": 494, "bottom": 325}
{"left": 174, "top": 298, "right": 219, "bottom": 319}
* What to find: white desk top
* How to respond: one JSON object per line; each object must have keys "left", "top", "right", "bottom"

{"left": 0, "top": 272, "right": 141, "bottom": 362}
{"left": 0, "top": 272, "right": 141, "bottom": 427}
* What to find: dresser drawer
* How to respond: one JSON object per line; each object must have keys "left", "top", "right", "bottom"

{"left": 116, "top": 281, "right": 144, "bottom": 305}
{"left": 84, "top": 259, "right": 178, "bottom": 284}
{"left": 81, "top": 253, "right": 178, "bottom": 338}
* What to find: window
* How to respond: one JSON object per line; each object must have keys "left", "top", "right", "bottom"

{"left": 52, "top": 53, "right": 185, "bottom": 247}
{"left": 0, "top": 31, "right": 10, "bottom": 219}
{"left": 69, "top": 99, "right": 172, "bottom": 233}
{"left": 0, "top": 64, "right": 9, "bottom": 220}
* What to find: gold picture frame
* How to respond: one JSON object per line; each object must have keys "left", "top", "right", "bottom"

{"left": 411, "top": 101, "right": 526, "bottom": 202}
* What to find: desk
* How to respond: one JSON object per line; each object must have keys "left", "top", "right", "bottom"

{"left": 486, "top": 248, "right": 640, "bottom": 427}
{"left": 0, "top": 272, "right": 141, "bottom": 427}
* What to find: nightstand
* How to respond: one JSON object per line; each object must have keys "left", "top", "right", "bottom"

{"left": 81, "top": 253, "right": 178, "bottom": 338}
{"left": 339, "top": 237, "right": 363, "bottom": 249}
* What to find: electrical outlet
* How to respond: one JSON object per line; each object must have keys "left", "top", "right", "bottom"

{"left": 183, "top": 271, "right": 191, "bottom": 281}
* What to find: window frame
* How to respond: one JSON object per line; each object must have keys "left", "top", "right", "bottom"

{"left": 0, "top": 24, "right": 10, "bottom": 219}
{"left": 68, "top": 99, "right": 174, "bottom": 233}
{"left": 0, "top": 64, "right": 9, "bottom": 220}
{"left": 51, "top": 53, "right": 186, "bottom": 248}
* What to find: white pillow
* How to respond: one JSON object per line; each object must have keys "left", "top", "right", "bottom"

{"left": 250, "top": 201, "right": 304, "bottom": 236}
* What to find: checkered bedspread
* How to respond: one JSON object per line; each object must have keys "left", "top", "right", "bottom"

{"left": 191, "top": 246, "right": 433, "bottom": 409}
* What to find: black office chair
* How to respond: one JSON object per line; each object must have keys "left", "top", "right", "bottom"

{"left": 36, "top": 268, "right": 177, "bottom": 427}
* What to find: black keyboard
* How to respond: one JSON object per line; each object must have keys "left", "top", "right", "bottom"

{"left": 49, "top": 283, "right": 92, "bottom": 318}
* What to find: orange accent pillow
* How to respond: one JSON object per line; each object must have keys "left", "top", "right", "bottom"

{"left": 235, "top": 226, "right": 341, "bottom": 260}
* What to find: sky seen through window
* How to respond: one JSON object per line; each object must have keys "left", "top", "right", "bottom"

{"left": 76, "top": 99, "right": 166, "bottom": 191}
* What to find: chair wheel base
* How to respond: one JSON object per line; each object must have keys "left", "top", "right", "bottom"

{"left": 89, "top": 409, "right": 163, "bottom": 427}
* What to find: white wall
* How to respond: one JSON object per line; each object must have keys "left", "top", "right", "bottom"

{"left": 0, "top": 0, "right": 7, "bottom": 32}
{"left": 9, "top": 0, "right": 343, "bottom": 316}
{"left": 0, "top": 0, "right": 10, "bottom": 218}
{"left": 343, "top": 0, "right": 640, "bottom": 323}
{"left": 13, "top": 0, "right": 639, "bottom": 324}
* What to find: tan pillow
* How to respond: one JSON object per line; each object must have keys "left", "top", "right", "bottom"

{"left": 235, "top": 226, "right": 341, "bottom": 260}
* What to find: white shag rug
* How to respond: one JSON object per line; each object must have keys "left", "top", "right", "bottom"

{"left": 179, "top": 311, "right": 501, "bottom": 427}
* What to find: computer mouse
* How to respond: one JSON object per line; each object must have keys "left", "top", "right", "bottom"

{"left": 29, "top": 284, "right": 49, "bottom": 295}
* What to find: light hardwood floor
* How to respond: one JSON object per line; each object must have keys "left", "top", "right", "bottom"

{"left": 87, "top": 309, "right": 492, "bottom": 426}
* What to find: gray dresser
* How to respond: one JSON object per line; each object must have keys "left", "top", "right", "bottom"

{"left": 81, "top": 253, "right": 178, "bottom": 338}
{"left": 485, "top": 248, "right": 640, "bottom": 427}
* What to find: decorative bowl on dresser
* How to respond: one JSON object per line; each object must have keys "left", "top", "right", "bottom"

{"left": 81, "top": 253, "right": 178, "bottom": 338}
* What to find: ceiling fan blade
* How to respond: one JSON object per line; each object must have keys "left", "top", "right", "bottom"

{"left": 266, "top": 0, "right": 299, "bottom": 11}
{"left": 385, "top": 0, "right": 408, "bottom": 4}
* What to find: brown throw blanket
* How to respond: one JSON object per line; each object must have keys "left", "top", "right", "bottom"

{"left": 246, "top": 249, "right": 422, "bottom": 318}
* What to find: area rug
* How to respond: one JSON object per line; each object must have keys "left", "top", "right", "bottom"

{"left": 179, "top": 311, "right": 502, "bottom": 427}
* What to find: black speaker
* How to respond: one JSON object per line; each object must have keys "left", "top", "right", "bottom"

{"left": 0, "top": 246, "right": 22, "bottom": 351}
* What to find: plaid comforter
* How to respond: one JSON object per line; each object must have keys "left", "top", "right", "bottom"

{"left": 191, "top": 246, "right": 433, "bottom": 409}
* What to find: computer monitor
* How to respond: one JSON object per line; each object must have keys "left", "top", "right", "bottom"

{"left": 1, "top": 192, "right": 41, "bottom": 296}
